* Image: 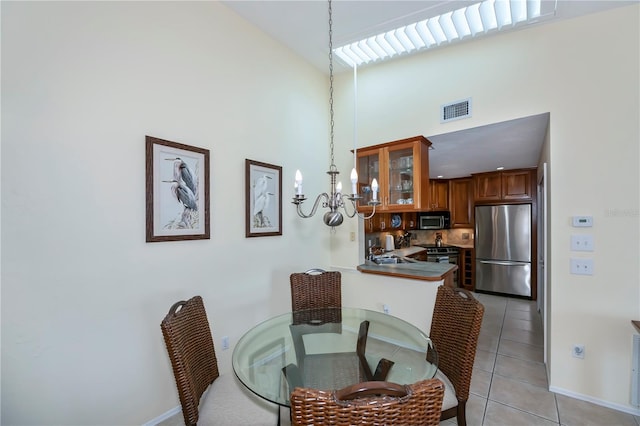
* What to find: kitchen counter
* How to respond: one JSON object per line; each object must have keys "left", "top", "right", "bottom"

{"left": 357, "top": 246, "right": 457, "bottom": 286}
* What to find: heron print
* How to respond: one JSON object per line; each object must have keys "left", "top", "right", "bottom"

{"left": 162, "top": 157, "right": 200, "bottom": 229}
{"left": 253, "top": 174, "right": 274, "bottom": 228}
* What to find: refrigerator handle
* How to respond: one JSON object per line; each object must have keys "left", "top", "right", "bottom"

{"left": 477, "top": 260, "right": 530, "bottom": 266}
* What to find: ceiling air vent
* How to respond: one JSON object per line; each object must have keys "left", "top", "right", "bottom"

{"left": 441, "top": 98, "right": 471, "bottom": 123}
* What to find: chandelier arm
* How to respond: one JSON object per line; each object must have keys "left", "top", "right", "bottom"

{"left": 340, "top": 196, "right": 358, "bottom": 218}
{"left": 357, "top": 206, "right": 377, "bottom": 220}
{"left": 295, "top": 193, "right": 330, "bottom": 219}
{"left": 339, "top": 196, "right": 378, "bottom": 219}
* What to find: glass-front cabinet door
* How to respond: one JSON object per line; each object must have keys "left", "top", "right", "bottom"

{"left": 356, "top": 149, "right": 380, "bottom": 212}
{"left": 356, "top": 136, "right": 431, "bottom": 212}
{"left": 386, "top": 144, "right": 416, "bottom": 209}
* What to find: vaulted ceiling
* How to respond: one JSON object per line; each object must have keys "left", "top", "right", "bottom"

{"left": 221, "top": 1, "right": 631, "bottom": 178}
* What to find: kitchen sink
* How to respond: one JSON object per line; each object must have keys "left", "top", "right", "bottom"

{"left": 371, "top": 255, "right": 418, "bottom": 265}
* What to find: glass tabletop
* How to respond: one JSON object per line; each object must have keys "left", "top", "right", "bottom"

{"left": 232, "top": 307, "right": 438, "bottom": 407}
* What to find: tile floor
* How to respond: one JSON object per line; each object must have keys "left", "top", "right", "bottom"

{"left": 448, "top": 292, "right": 639, "bottom": 426}
{"left": 158, "top": 292, "right": 639, "bottom": 426}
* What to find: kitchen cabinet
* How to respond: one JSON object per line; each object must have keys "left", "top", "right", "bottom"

{"left": 428, "top": 180, "right": 449, "bottom": 211}
{"left": 449, "top": 177, "right": 473, "bottom": 228}
{"left": 364, "top": 213, "right": 389, "bottom": 233}
{"left": 502, "top": 169, "right": 533, "bottom": 200}
{"left": 473, "top": 172, "right": 502, "bottom": 201}
{"left": 403, "top": 212, "right": 418, "bottom": 230}
{"left": 473, "top": 168, "right": 535, "bottom": 203}
{"left": 355, "top": 135, "right": 431, "bottom": 213}
{"left": 365, "top": 212, "right": 417, "bottom": 233}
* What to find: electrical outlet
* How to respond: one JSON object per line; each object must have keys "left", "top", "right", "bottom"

{"left": 383, "top": 304, "right": 390, "bottom": 314}
{"left": 221, "top": 336, "right": 229, "bottom": 350}
{"left": 350, "top": 231, "right": 356, "bottom": 242}
{"left": 570, "top": 258, "right": 594, "bottom": 275}
{"left": 571, "top": 234, "right": 594, "bottom": 251}
{"left": 572, "top": 344, "right": 585, "bottom": 359}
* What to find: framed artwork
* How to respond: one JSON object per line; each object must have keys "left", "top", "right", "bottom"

{"left": 245, "top": 159, "right": 282, "bottom": 237}
{"left": 146, "top": 136, "right": 210, "bottom": 242}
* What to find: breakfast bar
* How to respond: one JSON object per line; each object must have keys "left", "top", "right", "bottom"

{"left": 357, "top": 246, "right": 458, "bottom": 287}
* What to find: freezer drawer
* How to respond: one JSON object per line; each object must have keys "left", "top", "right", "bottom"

{"left": 476, "top": 260, "right": 531, "bottom": 297}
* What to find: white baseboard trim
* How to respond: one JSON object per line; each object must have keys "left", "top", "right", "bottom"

{"left": 142, "top": 405, "right": 181, "bottom": 426}
{"left": 549, "top": 386, "right": 640, "bottom": 417}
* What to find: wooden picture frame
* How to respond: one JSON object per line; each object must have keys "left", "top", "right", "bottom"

{"left": 245, "top": 159, "right": 282, "bottom": 237}
{"left": 146, "top": 136, "right": 210, "bottom": 242}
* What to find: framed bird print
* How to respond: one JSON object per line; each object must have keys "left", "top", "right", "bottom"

{"left": 245, "top": 159, "right": 282, "bottom": 237}
{"left": 146, "top": 136, "right": 210, "bottom": 242}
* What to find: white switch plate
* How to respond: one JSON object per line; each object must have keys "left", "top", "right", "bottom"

{"left": 221, "top": 336, "right": 230, "bottom": 350}
{"left": 570, "top": 258, "right": 594, "bottom": 275}
{"left": 571, "top": 234, "right": 594, "bottom": 251}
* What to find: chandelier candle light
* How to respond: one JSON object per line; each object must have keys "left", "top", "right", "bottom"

{"left": 292, "top": 0, "right": 379, "bottom": 228}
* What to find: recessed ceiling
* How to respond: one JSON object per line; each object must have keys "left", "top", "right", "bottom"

{"left": 427, "top": 113, "right": 549, "bottom": 179}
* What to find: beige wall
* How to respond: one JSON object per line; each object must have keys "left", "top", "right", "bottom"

{"left": 331, "top": 4, "right": 640, "bottom": 414}
{"left": 1, "top": 2, "right": 333, "bottom": 424}
{"left": 2, "top": 2, "right": 639, "bottom": 424}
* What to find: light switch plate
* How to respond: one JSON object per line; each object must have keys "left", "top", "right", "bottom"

{"left": 570, "top": 258, "right": 594, "bottom": 275}
{"left": 571, "top": 235, "right": 594, "bottom": 251}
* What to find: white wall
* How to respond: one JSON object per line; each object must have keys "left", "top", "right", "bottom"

{"left": 1, "top": 2, "right": 334, "bottom": 424}
{"left": 331, "top": 4, "right": 640, "bottom": 414}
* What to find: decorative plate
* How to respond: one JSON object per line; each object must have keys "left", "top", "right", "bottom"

{"left": 391, "top": 214, "right": 402, "bottom": 228}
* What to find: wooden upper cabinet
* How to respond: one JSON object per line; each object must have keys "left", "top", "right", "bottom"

{"left": 474, "top": 172, "right": 502, "bottom": 201}
{"left": 355, "top": 136, "right": 431, "bottom": 212}
{"left": 429, "top": 180, "right": 449, "bottom": 211}
{"left": 449, "top": 177, "right": 473, "bottom": 228}
{"left": 502, "top": 169, "right": 532, "bottom": 200}
{"left": 473, "top": 168, "right": 535, "bottom": 203}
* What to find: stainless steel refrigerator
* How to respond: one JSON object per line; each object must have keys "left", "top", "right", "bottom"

{"left": 475, "top": 204, "right": 532, "bottom": 297}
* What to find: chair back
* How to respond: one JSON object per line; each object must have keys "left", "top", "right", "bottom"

{"left": 429, "top": 286, "right": 484, "bottom": 402}
{"left": 161, "top": 296, "right": 219, "bottom": 426}
{"left": 290, "top": 269, "right": 341, "bottom": 312}
{"left": 290, "top": 379, "right": 444, "bottom": 425}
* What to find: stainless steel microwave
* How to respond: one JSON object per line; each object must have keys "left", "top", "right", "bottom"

{"left": 418, "top": 211, "right": 451, "bottom": 230}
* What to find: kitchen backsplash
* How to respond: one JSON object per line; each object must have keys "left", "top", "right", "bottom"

{"left": 366, "top": 228, "right": 474, "bottom": 250}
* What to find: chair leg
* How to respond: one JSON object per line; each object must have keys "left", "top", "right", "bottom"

{"left": 456, "top": 401, "right": 467, "bottom": 426}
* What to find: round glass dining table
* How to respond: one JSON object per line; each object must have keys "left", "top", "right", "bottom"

{"left": 232, "top": 307, "right": 438, "bottom": 407}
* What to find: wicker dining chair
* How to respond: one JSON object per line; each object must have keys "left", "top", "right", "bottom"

{"left": 290, "top": 268, "right": 341, "bottom": 312}
{"left": 289, "top": 378, "right": 445, "bottom": 426}
{"left": 161, "top": 296, "right": 278, "bottom": 426}
{"left": 429, "top": 286, "right": 484, "bottom": 426}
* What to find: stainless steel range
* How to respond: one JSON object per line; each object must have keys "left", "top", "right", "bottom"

{"left": 415, "top": 244, "right": 459, "bottom": 285}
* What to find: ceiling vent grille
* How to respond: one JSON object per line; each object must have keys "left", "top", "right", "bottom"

{"left": 441, "top": 98, "right": 472, "bottom": 123}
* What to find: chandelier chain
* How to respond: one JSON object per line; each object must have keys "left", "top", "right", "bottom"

{"left": 328, "top": 0, "right": 336, "bottom": 171}
{"left": 291, "top": 0, "right": 378, "bottom": 227}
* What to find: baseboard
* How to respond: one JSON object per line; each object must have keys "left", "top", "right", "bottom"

{"left": 142, "top": 405, "right": 181, "bottom": 426}
{"left": 549, "top": 386, "right": 640, "bottom": 416}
